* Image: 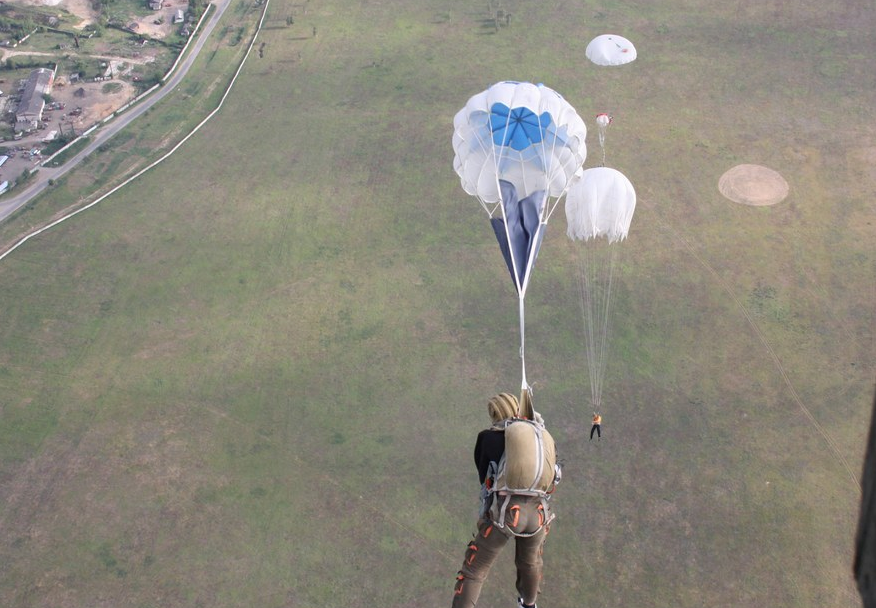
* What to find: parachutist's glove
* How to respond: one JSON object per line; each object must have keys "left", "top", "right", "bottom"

{"left": 553, "top": 463, "right": 563, "bottom": 486}
{"left": 533, "top": 410, "right": 545, "bottom": 426}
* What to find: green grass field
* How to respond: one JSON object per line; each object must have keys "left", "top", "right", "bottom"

{"left": 0, "top": 0, "right": 874, "bottom": 606}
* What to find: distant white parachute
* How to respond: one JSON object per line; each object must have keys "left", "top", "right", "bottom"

{"left": 453, "top": 81, "right": 587, "bottom": 390}
{"left": 566, "top": 167, "right": 635, "bottom": 243}
{"left": 585, "top": 34, "right": 637, "bottom": 66}
{"left": 565, "top": 167, "right": 636, "bottom": 411}
{"left": 595, "top": 113, "right": 612, "bottom": 166}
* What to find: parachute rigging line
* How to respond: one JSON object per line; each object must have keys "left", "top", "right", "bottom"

{"left": 575, "top": 241, "right": 618, "bottom": 411}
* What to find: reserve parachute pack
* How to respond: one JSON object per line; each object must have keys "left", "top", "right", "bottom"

{"left": 486, "top": 417, "right": 558, "bottom": 536}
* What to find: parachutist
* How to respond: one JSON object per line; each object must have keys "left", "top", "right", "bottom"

{"left": 452, "top": 390, "right": 559, "bottom": 608}
{"left": 590, "top": 412, "right": 602, "bottom": 440}
{"left": 566, "top": 167, "right": 635, "bottom": 414}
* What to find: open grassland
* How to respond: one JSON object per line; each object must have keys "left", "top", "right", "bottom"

{"left": 0, "top": 0, "right": 874, "bottom": 606}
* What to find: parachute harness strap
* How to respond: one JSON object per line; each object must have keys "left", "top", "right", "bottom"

{"left": 519, "top": 295, "right": 527, "bottom": 388}
{"left": 488, "top": 419, "right": 555, "bottom": 537}
{"left": 491, "top": 494, "right": 555, "bottom": 538}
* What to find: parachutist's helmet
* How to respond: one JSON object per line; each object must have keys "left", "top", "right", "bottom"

{"left": 488, "top": 393, "right": 519, "bottom": 423}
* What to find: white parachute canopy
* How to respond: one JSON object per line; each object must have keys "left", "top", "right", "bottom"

{"left": 585, "top": 34, "right": 637, "bottom": 66}
{"left": 566, "top": 167, "right": 636, "bottom": 243}
{"left": 565, "top": 166, "right": 636, "bottom": 411}
{"left": 452, "top": 81, "right": 587, "bottom": 207}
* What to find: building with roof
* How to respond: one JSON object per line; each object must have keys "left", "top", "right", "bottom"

{"left": 15, "top": 67, "right": 55, "bottom": 132}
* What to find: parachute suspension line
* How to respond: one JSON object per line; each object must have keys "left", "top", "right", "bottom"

{"left": 576, "top": 243, "right": 618, "bottom": 411}
{"left": 519, "top": 294, "right": 528, "bottom": 391}
{"left": 600, "top": 247, "right": 617, "bottom": 406}
{"left": 519, "top": 190, "right": 549, "bottom": 295}
{"left": 543, "top": 189, "right": 569, "bottom": 224}
{"left": 536, "top": 102, "right": 565, "bottom": 222}
{"left": 596, "top": 113, "right": 611, "bottom": 168}
{"left": 490, "top": 110, "right": 527, "bottom": 388}
{"left": 491, "top": 104, "right": 523, "bottom": 295}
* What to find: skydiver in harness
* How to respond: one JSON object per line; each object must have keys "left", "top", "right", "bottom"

{"left": 590, "top": 412, "right": 602, "bottom": 440}
{"left": 452, "top": 390, "right": 562, "bottom": 608}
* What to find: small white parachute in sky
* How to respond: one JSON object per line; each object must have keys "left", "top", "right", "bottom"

{"left": 595, "top": 113, "right": 612, "bottom": 164}
{"left": 585, "top": 34, "right": 637, "bottom": 66}
{"left": 565, "top": 167, "right": 636, "bottom": 243}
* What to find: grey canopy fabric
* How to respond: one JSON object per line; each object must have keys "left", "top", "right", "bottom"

{"left": 490, "top": 180, "right": 546, "bottom": 293}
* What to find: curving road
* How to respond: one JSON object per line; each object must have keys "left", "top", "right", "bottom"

{"left": 0, "top": 0, "right": 233, "bottom": 224}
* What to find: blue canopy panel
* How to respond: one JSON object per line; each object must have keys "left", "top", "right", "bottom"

{"left": 489, "top": 103, "right": 553, "bottom": 151}
{"left": 490, "top": 180, "right": 547, "bottom": 293}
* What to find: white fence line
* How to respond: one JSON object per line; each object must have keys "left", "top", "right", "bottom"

{"left": 1, "top": 0, "right": 271, "bottom": 263}
{"left": 40, "top": 1, "right": 215, "bottom": 169}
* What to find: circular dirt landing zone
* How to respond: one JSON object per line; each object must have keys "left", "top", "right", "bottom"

{"left": 718, "top": 164, "right": 789, "bottom": 206}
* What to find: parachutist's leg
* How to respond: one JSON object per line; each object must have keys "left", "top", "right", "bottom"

{"left": 452, "top": 518, "right": 509, "bottom": 608}
{"left": 513, "top": 499, "right": 549, "bottom": 606}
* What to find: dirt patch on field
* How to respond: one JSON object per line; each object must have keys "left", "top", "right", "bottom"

{"left": 718, "top": 164, "right": 790, "bottom": 206}
{"left": 13, "top": 0, "right": 98, "bottom": 28}
{"left": 50, "top": 78, "right": 137, "bottom": 125}
{"left": 128, "top": 3, "right": 191, "bottom": 40}
{"left": 10, "top": 0, "right": 187, "bottom": 37}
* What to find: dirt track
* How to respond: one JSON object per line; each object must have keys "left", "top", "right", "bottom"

{"left": 14, "top": 0, "right": 97, "bottom": 27}
{"left": 12, "top": 0, "right": 187, "bottom": 36}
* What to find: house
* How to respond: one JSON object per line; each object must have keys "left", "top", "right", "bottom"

{"left": 148, "top": 0, "right": 162, "bottom": 9}
{"left": 173, "top": 9, "right": 185, "bottom": 23}
{"left": 15, "top": 67, "right": 54, "bottom": 132}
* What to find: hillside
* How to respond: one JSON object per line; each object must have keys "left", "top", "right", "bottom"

{"left": 0, "top": 0, "right": 874, "bottom": 606}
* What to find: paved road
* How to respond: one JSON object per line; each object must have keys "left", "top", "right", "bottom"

{"left": 0, "top": 0, "right": 233, "bottom": 224}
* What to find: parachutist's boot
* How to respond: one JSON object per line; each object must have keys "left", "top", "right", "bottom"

{"left": 517, "top": 597, "right": 537, "bottom": 608}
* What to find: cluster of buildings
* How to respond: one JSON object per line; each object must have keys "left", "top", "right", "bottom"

{"left": 14, "top": 67, "right": 55, "bottom": 133}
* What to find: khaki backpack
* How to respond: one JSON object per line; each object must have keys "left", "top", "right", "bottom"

{"left": 487, "top": 418, "right": 558, "bottom": 536}
{"left": 493, "top": 418, "right": 557, "bottom": 494}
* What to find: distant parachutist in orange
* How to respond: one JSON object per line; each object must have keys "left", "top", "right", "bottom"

{"left": 590, "top": 412, "right": 602, "bottom": 441}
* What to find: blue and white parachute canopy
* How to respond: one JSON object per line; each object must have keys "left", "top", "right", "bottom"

{"left": 585, "top": 34, "right": 637, "bottom": 66}
{"left": 565, "top": 167, "right": 636, "bottom": 243}
{"left": 451, "top": 82, "right": 587, "bottom": 391}
{"left": 452, "top": 81, "right": 587, "bottom": 208}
